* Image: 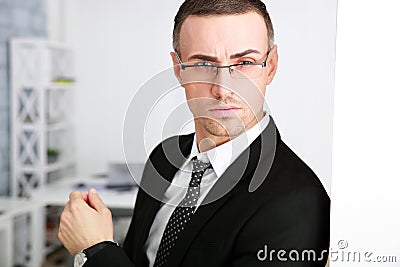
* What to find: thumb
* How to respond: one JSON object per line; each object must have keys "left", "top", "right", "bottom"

{"left": 88, "top": 188, "right": 106, "bottom": 212}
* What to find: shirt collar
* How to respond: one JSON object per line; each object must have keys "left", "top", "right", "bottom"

{"left": 187, "top": 113, "right": 270, "bottom": 178}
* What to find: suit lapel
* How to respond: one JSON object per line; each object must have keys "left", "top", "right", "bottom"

{"left": 133, "top": 196, "right": 163, "bottom": 266}
{"left": 133, "top": 134, "right": 194, "bottom": 266}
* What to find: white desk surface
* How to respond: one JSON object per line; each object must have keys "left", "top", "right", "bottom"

{"left": 31, "top": 176, "right": 139, "bottom": 210}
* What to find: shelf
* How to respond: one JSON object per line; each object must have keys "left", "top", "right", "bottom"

{"left": 18, "top": 122, "right": 72, "bottom": 131}
{"left": 46, "top": 122, "right": 72, "bottom": 132}
{"left": 19, "top": 124, "right": 40, "bottom": 130}
{"left": 19, "top": 161, "right": 73, "bottom": 173}
{"left": 46, "top": 161, "right": 64, "bottom": 173}
{"left": 46, "top": 161, "right": 75, "bottom": 173}
{"left": 15, "top": 82, "right": 75, "bottom": 91}
{"left": 46, "top": 82, "right": 75, "bottom": 91}
{"left": 44, "top": 243, "right": 63, "bottom": 256}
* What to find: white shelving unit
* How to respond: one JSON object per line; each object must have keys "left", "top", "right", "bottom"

{"left": 9, "top": 38, "right": 76, "bottom": 267}
{"left": 10, "top": 38, "right": 75, "bottom": 198}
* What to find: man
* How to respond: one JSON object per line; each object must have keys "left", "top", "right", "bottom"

{"left": 58, "top": 0, "right": 330, "bottom": 266}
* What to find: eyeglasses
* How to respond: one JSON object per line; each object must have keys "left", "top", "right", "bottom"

{"left": 174, "top": 50, "right": 270, "bottom": 81}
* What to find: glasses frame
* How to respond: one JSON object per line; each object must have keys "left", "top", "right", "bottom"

{"left": 174, "top": 50, "right": 270, "bottom": 79}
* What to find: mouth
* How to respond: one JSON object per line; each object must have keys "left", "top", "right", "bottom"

{"left": 209, "top": 106, "right": 241, "bottom": 117}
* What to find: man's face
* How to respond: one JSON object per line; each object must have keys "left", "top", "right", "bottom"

{"left": 172, "top": 12, "right": 278, "bottom": 139}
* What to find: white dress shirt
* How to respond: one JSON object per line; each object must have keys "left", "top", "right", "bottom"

{"left": 145, "top": 114, "right": 270, "bottom": 267}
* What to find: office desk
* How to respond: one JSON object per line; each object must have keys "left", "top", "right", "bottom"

{"left": 28, "top": 176, "right": 139, "bottom": 267}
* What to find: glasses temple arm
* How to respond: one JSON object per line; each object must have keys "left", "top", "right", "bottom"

{"left": 174, "top": 50, "right": 186, "bottom": 70}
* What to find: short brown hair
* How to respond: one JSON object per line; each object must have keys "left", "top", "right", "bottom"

{"left": 173, "top": 0, "right": 275, "bottom": 53}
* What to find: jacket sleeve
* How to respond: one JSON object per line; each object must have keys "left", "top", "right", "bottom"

{"left": 232, "top": 185, "right": 330, "bottom": 267}
{"left": 83, "top": 245, "right": 135, "bottom": 267}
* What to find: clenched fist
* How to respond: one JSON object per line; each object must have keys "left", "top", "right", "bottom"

{"left": 58, "top": 188, "right": 114, "bottom": 255}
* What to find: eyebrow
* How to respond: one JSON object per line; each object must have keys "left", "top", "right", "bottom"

{"left": 230, "top": 49, "right": 261, "bottom": 59}
{"left": 187, "top": 54, "right": 218, "bottom": 62}
{"left": 187, "top": 49, "right": 262, "bottom": 62}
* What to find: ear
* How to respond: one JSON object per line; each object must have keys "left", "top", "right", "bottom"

{"left": 266, "top": 45, "right": 278, "bottom": 85}
{"left": 170, "top": 51, "right": 183, "bottom": 82}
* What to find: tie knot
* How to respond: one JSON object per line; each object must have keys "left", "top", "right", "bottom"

{"left": 191, "top": 156, "right": 212, "bottom": 172}
{"left": 189, "top": 156, "right": 212, "bottom": 187}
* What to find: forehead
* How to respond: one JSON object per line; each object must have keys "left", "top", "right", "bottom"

{"left": 179, "top": 12, "right": 269, "bottom": 57}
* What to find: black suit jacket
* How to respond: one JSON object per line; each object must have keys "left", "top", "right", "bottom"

{"left": 85, "top": 117, "right": 330, "bottom": 267}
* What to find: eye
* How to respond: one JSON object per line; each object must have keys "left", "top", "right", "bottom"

{"left": 194, "top": 61, "right": 213, "bottom": 67}
{"left": 239, "top": 60, "right": 254, "bottom": 65}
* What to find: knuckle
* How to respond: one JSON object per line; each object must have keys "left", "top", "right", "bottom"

{"left": 63, "top": 203, "right": 70, "bottom": 211}
{"left": 102, "top": 208, "right": 112, "bottom": 217}
{"left": 57, "top": 228, "right": 63, "bottom": 241}
{"left": 60, "top": 210, "right": 70, "bottom": 223}
{"left": 59, "top": 212, "right": 66, "bottom": 222}
{"left": 69, "top": 191, "right": 80, "bottom": 200}
{"left": 69, "top": 201, "right": 81, "bottom": 213}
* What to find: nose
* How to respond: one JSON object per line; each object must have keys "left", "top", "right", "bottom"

{"left": 211, "top": 67, "right": 234, "bottom": 98}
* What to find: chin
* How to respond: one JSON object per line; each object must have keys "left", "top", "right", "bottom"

{"left": 203, "top": 120, "right": 246, "bottom": 138}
